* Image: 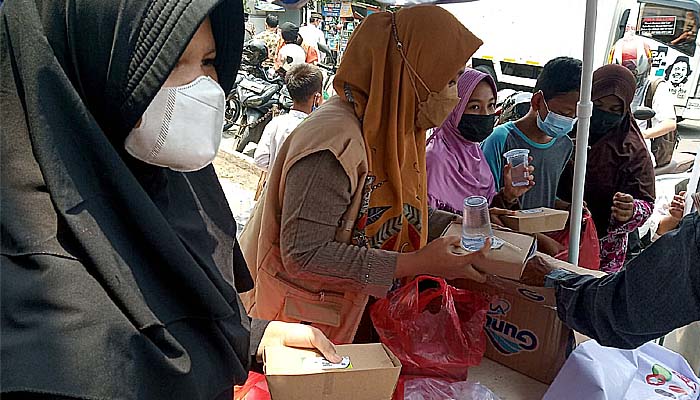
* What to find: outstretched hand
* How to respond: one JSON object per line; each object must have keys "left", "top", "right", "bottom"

{"left": 397, "top": 236, "right": 491, "bottom": 283}
{"left": 520, "top": 253, "right": 557, "bottom": 287}
{"left": 669, "top": 192, "right": 686, "bottom": 220}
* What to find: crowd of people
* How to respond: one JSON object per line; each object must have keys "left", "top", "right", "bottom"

{"left": 1, "top": 1, "right": 699, "bottom": 398}
{"left": 253, "top": 13, "right": 328, "bottom": 75}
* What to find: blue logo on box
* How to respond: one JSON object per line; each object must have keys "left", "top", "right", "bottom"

{"left": 485, "top": 299, "right": 538, "bottom": 355}
{"left": 517, "top": 288, "right": 546, "bottom": 302}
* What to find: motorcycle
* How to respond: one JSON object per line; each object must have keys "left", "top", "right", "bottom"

{"left": 628, "top": 106, "right": 696, "bottom": 263}
{"left": 223, "top": 40, "right": 293, "bottom": 154}
{"left": 317, "top": 49, "right": 338, "bottom": 100}
{"left": 495, "top": 90, "right": 532, "bottom": 126}
{"left": 223, "top": 73, "right": 244, "bottom": 133}
{"left": 318, "top": 61, "right": 338, "bottom": 100}
{"left": 232, "top": 73, "right": 292, "bottom": 153}
{"left": 634, "top": 107, "right": 695, "bottom": 176}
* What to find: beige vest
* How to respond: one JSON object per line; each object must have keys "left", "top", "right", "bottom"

{"left": 239, "top": 97, "right": 369, "bottom": 343}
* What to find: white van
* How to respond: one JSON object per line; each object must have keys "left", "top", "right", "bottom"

{"left": 442, "top": 0, "right": 700, "bottom": 120}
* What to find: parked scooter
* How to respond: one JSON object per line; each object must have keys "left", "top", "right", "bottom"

{"left": 235, "top": 75, "right": 292, "bottom": 153}
{"left": 318, "top": 61, "right": 337, "bottom": 100}
{"left": 223, "top": 73, "right": 244, "bottom": 133}
{"left": 634, "top": 107, "right": 696, "bottom": 176}
{"left": 628, "top": 106, "right": 696, "bottom": 264}
{"left": 495, "top": 90, "right": 532, "bottom": 126}
{"left": 223, "top": 40, "right": 292, "bottom": 153}
{"left": 223, "top": 40, "right": 268, "bottom": 134}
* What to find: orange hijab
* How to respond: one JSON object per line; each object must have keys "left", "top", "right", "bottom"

{"left": 333, "top": 6, "right": 482, "bottom": 251}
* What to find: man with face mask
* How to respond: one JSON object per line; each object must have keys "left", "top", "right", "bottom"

{"left": 482, "top": 57, "right": 582, "bottom": 210}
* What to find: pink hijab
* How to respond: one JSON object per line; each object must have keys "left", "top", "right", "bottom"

{"left": 426, "top": 69, "right": 498, "bottom": 214}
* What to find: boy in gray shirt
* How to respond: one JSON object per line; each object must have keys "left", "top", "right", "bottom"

{"left": 483, "top": 57, "right": 582, "bottom": 210}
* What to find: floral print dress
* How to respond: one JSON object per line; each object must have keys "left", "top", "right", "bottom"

{"left": 599, "top": 199, "right": 654, "bottom": 273}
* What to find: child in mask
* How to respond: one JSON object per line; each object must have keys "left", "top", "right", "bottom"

{"left": 482, "top": 57, "right": 582, "bottom": 210}
{"left": 254, "top": 63, "right": 323, "bottom": 172}
{"left": 557, "top": 64, "right": 655, "bottom": 272}
{"left": 426, "top": 69, "right": 534, "bottom": 220}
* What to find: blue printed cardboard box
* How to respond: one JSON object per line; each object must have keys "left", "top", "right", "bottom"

{"left": 453, "top": 255, "right": 606, "bottom": 384}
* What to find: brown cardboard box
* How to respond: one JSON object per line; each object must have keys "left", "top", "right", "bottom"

{"left": 445, "top": 223, "right": 536, "bottom": 280}
{"left": 264, "top": 343, "right": 401, "bottom": 400}
{"left": 468, "top": 358, "right": 550, "bottom": 399}
{"left": 500, "top": 207, "right": 569, "bottom": 233}
{"left": 452, "top": 256, "right": 606, "bottom": 384}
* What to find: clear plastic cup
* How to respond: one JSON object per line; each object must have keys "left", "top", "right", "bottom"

{"left": 462, "top": 196, "right": 494, "bottom": 251}
{"left": 503, "top": 149, "right": 530, "bottom": 187}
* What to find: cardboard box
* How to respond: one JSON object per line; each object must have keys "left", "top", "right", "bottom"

{"left": 468, "top": 358, "right": 549, "bottom": 399}
{"left": 500, "top": 207, "right": 570, "bottom": 233}
{"left": 264, "top": 343, "right": 401, "bottom": 400}
{"left": 445, "top": 222, "right": 537, "bottom": 280}
{"left": 452, "top": 255, "right": 606, "bottom": 384}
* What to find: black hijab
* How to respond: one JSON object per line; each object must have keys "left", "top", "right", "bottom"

{"left": 1, "top": 0, "right": 254, "bottom": 398}
{"left": 559, "top": 65, "right": 655, "bottom": 237}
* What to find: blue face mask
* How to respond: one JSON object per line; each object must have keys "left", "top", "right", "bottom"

{"left": 536, "top": 99, "right": 577, "bottom": 138}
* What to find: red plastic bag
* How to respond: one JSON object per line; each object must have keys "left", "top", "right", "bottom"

{"left": 547, "top": 213, "right": 600, "bottom": 270}
{"left": 370, "top": 276, "right": 490, "bottom": 381}
{"left": 233, "top": 372, "right": 270, "bottom": 400}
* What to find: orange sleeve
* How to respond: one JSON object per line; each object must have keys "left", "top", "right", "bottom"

{"left": 275, "top": 44, "right": 284, "bottom": 70}
{"left": 305, "top": 45, "right": 319, "bottom": 64}
{"left": 274, "top": 38, "right": 284, "bottom": 58}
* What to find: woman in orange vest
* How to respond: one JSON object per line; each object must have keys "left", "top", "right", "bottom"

{"left": 241, "top": 6, "right": 491, "bottom": 343}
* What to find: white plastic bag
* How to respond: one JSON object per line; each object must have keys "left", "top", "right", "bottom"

{"left": 544, "top": 341, "right": 699, "bottom": 400}
{"left": 403, "top": 377, "right": 500, "bottom": 400}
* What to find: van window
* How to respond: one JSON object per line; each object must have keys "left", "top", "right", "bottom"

{"left": 617, "top": 9, "right": 631, "bottom": 42}
{"left": 637, "top": 3, "right": 698, "bottom": 56}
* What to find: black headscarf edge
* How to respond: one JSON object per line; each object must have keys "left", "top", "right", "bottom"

{"left": 117, "top": 0, "right": 243, "bottom": 136}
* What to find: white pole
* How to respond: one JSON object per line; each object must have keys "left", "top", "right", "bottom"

{"left": 568, "top": 0, "right": 598, "bottom": 265}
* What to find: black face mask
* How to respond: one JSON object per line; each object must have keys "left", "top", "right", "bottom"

{"left": 589, "top": 107, "right": 625, "bottom": 145}
{"left": 457, "top": 113, "right": 496, "bottom": 143}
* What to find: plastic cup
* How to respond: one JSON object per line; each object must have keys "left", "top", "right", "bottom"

{"left": 504, "top": 149, "right": 530, "bottom": 187}
{"left": 461, "top": 196, "right": 494, "bottom": 251}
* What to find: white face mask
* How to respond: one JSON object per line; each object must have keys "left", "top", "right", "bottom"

{"left": 124, "top": 76, "right": 225, "bottom": 172}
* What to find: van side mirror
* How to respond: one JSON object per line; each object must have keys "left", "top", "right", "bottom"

{"left": 633, "top": 106, "right": 656, "bottom": 121}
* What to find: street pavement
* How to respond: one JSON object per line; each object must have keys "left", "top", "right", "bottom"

{"left": 678, "top": 119, "right": 700, "bottom": 153}
{"left": 218, "top": 137, "right": 258, "bottom": 237}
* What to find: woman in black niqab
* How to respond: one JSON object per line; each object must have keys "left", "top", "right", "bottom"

{"left": 0, "top": 1, "right": 336, "bottom": 399}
